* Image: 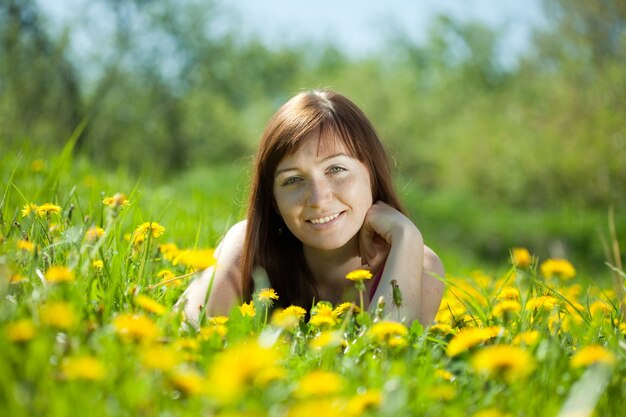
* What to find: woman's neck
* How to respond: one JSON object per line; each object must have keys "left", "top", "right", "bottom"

{"left": 303, "top": 235, "right": 362, "bottom": 287}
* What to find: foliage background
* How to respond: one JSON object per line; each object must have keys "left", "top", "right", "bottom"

{"left": 1, "top": 0, "right": 625, "bottom": 275}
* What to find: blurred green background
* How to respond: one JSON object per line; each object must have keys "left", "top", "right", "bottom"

{"left": 1, "top": 0, "right": 625, "bottom": 277}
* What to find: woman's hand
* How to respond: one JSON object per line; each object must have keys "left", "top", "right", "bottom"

{"left": 358, "top": 201, "right": 422, "bottom": 271}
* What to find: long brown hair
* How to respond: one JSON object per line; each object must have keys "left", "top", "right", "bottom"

{"left": 241, "top": 90, "right": 406, "bottom": 308}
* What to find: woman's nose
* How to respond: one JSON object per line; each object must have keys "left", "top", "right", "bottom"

{"left": 307, "top": 177, "right": 332, "bottom": 207}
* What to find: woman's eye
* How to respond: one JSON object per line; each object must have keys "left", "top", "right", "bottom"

{"left": 327, "top": 166, "right": 346, "bottom": 174}
{"left": 282, "top": 176, "right": 302, "bottom": 186}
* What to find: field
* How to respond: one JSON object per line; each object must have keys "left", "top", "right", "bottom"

{"left": 1, "top": 146, "right": 625, "bottom": 417}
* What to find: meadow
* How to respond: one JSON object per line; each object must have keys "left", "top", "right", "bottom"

{"left": 1, "top": 142, "right": 625, "bottom": 417}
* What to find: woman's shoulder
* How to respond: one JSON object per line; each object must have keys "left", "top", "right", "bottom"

{"left": 214, "top": 220, "right": 247, "bottom": 261}
{"left": 423, "top": 244, "right": 445, "bottom": 278}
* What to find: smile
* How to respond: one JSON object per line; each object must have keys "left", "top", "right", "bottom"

{"left": 307, "top": 212, "right": 343, "bottom": 225}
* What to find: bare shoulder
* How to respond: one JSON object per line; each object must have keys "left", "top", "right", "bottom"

{"left": 215, "top": 220, "right": 247, "bottom": 263}
{"left": 423, "top": 245, "right": 445, "bottom": 279}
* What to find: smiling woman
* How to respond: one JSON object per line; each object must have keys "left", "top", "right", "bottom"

{"left": 177, "top": 90, "right": 445, "bottom": 327}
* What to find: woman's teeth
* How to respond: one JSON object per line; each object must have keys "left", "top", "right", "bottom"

{"left": 309, "top": 213, "right": 340, "bottom": 224}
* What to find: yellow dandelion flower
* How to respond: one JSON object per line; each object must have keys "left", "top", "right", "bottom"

{"left": 332, "top": 302, "right": 361, "bottom": 318}
{"left": 471, "top": 344, "right": 536, "bottom": 382}
{"left": 495, "top": 286, "right": 520, "bottom": 302}
{"left": 427, "top": 384, "right": 457, "bottom": 401}
{"left": 474, "top": 408, "right": 513, "bottom": 417}
{"left": 207, "top": 316, "right": 229, "bottom": 325}
{"left": 92, "top": 260, "right": 104, "bottom": 271}
{"left": 10, "top": 274, "right": 26, "bottom": 284}
{"left": 6, "top": 319, "right": 36, "bottom": 342}
{"left": 570, "top": 345, "right": 616, "bottom": 368}
{"left": 31, "top": 159, "right": 45, "bottom": 172}
{"left": 429, "top": 323, "right": 456, "bottom": 336}
{"left": 169, "top": 370, "right": 206, "bottom": 396}
{"left": 158, "top": 243, "right": 180, "bottom": 261}
{"left": 511, "top": 247, "right": 532, "bottom": 268}
{"left": 113, "top": 314, "right": 160, "bottom": 343}
{"left": 85, "top": 226, "right": 105, "bottom": 242}
{"left": 61, "top": 355, "right": 106, "bottom": 381}
{"left": 135, "top": 295, "right": 167, "bottom": 316}
{"left": 35, "top": 203, "right": 62, "bottom": 217}
{"left": 619, "top": 322, "right": 626, "bottom": 335}
{"left": 297, "top": 370, "right": 344, "bottom": 398}
{"left": 435, "top": 369, "right": 455, "bottom": 382}
{"left": 17, "top": 239, "right": 35, "bottom": 253}
{"left": 132, "top": 222, "right": 165, "bottom": 244}
{"left": 287, "top": 399, "right": 344, "bottom": 417}
{"left": 102, "top": 193, "right": 130, "bottom": 208}
{"left": 309, "top": 330, "right": 344, "bottom": 349}
{"left": 40, "top": 302, "right": 77, "bottom": 330}
{"left": 512, "top": 330, "right": 540, "bottom": 346}
{"left": 272, "top": 305, "right": 307, "bottom": 329}
{"left": 21, "top": 203, "right": 39, "bottom": 217}
{"left": 238, "top": 301, "right": 256, "bottom": 318}
{"left": 491, "top": 300, "right": 522, "bottom": 319}
{"left": 172, "top": 248, "right": 216, "bottom": 271}
{"left": 345, "top": 269, "right": 373, "bottom": 281}
{"left": 369, "top": 321, "right": 409, "bottom": 345}
{"left": 540, "top": 259, "right": 576, "bottom": 280}
{"left": 44, "top": 266, "right": 75, "bottom": 283}
{"left": 174, "top": 337, "right": 200, "bottom": 351}
{"left": 199, "top": 324, "right": 228, "bottom": 340}
{"left": 257, "top": 288, "right": 279, "bottom": 304}
{"left": 206, "top": 341, "right": 280, "bottom": 404}
{"left": 141, "top": 345, "right": 182, "bottom": 371}
{"left": 525, "top": 295, "right": 559, "bottom": 312}
{"left": 309, "top": 302, "right": 337, "bottom": 327}
{"left": 589, "top": 301, "right": 612, "bottom": 319}
{"left": 346, "top": 390, "right": 383, "bottom": 416}
{"left": 446, "top": 326, "right": 503, "bottom": 357}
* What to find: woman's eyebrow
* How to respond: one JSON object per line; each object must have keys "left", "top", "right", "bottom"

{"left": 274, "top": 153, "right": 351, "bottom": 178}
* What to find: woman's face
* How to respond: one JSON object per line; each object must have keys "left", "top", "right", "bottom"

{"left": 273, "top": 130, "right": 373, "bottom": 252}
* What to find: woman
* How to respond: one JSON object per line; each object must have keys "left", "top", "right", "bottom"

{"left": 178, "top": 90, "right": 444, "bottom": 327}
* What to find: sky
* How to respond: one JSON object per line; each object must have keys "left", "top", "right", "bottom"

{"left": 39, "top": 0, "right": 547, "bottom": 66}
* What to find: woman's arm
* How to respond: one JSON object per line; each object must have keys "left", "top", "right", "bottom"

{"left": 175, "top": 220, "right": 247, "bottom": 328}
{"left": 360, "top": 202, "right": 445, "bottom": 326}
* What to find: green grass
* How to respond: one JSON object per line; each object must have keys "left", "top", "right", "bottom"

{"left": 1, "top": 146, "right": 625, "bottom": 416}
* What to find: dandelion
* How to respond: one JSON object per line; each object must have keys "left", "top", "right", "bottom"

{"left": 491, "top": 300, "right": 522, "bottom": 319}
{"left": 40, "top": 302, "right": 77, "bottom": 330}
{"left": 21, "top": 203, "right": 39, "bottom": 217}
{"left": 540, "top": 259, "right": 576, "bottom": 280}
{"left": 309, "top": 302, "right": 337, "bottom": 327}
{"left": 17, "top": 239, "right": 35, "bottom": 253}
{"left": 309, "top": 330, "right": 344, "bottom": 349}
{"left": 427, "top": 384, "right": 457, "bottom": 401}
{"left": 238, "top": 301, "right": 256, "bottom": 318}
{"left": 346, "top": 268, "right": 372, "bottom": 309}
{"left": 102, "top": 193, "right": 130, "bottom": 208}
{"left": 257, "top": 288, "right": 279, "bottom": 304}
{"left": 85, "top": 226, "right": 105, "bottom": 242}
{"left": 369, "top": 321, "right": 409, "bottom": 347}
{"left": 332, "top": 302, "right": 361, "bottom": 318}
{"left": 158, "top": 243, "right": 180, "bottom": 261}
{"left": 44, "top": 266, "right": 75, "bottom": 283}
{"left": 511, "top": 247, "right": 532, "bottom": 268}
{"left": 435, "top": 369, "right": 455, "bottom": 382}
{"left": 512, "top": 330, "right": 540, "bottom": 346}
{"left": 61, "top": 355, "right": 106, "bottom": 381}
{"left": 296, "top": 370, "right": 344, "bottom": 398}
{"left": 471, "top": 344, "right": 536, "bottom": 382}
{"left": 589, "top": 301, "right": 612, "bottom": 319}
{"left": 525, "top": 295, "right": 559, "bottom": 312}
{"left": 474, "top": 408, "right": 513, "bottom": 417}
{"left": 92, "top": 260, "right": 104, "bottom": 271}
{"left": 207, "top": 316, "right": 229, "bottom": 325}
{"left": 6, "top": 319, "right": 36, "bottom": 342}
{"left": 172, "top": 248, "right": 216, "bottom": 270}
{"left": 272, "top": 306, "right": 306, "bottom": 329}
{"left": 429, "top": 323, "right": 456, "bottom": 336}
{"left": 346, "top": 390, "right": 383, "bottom": 415}
{"left": 495, "top": 286, "right": 520, "bottom": 302}
{"left": 570, "top": 345, "right": 616, "bottom": 368}
{"left": 36, "top": 203, "right": 62, "bottom": 217}
{"left": 113, "top": 314, "right": 160, "bottom": 343}
{"left": 141, "top": 345, "right": 181, "bottom": 371}
{"left": 170, "top": 369, "right": 206, "bottom": 396}
{"left": 10, "top": 274, "right": 26, "bottom": 284}
{"left": 206, "top": 341, "right": 280, "bottom": 404}
{"left": 446, "top": 326, "right": 502, "bottom": 357}
{"left": 132, "top": 221, "right": 165, "bottom": 244}
{"left": 135, "top": 295, "right": 167, "bottom": 316}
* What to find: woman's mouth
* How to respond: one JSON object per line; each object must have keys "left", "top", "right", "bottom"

{"left": 307, "top": 211, "right": 344, "bottom": 225}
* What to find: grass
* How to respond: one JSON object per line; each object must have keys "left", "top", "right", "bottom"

{"left": 1, "top": 146, "right": 625, "bottom": 416}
